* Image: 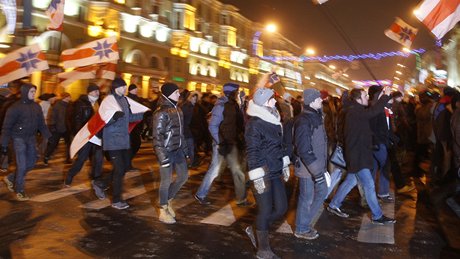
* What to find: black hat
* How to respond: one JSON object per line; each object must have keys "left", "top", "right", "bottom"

{"left": 111, "top": 78, "right": 127, "bottom": 91}
{"left": 87, "top": 83, "right": 99, "bottom": 93}
{"left": 161, "top": 83, "right": 179, "bottom": 98}
{"left": 128, "top": 84, "right": 137, "bottom": 92}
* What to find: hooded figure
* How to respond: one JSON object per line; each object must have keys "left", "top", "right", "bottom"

{"left": 1, "top": 83, "right": 50, "bottom": 200}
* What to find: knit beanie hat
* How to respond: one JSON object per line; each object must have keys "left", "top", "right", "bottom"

{"left": 161, "top": 83, "right": 179, "bottom": 98}
{"left": 223, "top": 83, "right": 239, "bottom": 95}
{"left": 303, "top": 88, "right": 321, "bottom": 105}
{"left": 253, "top": 88, "right": 274, "bottom": 106}
{"left": 111, "top": 78, "right": 127, "bottom": 91}
{"left": 128, "top": 84, "right": 137, "bottom": 92}
{"left": 87, "top": 83, "right": 99, "bottom": 93}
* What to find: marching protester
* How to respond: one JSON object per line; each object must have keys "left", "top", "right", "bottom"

{"left": 64, "top": 84, "right": 103, "bottom": 187}
{"left": 44, "top": 92, "right": 72, "bottom": 165}
{"left": 91, "top": 78, "right": 146, "bottom": 209}
{"left": 1, "top": 83, "right": 51, "bottom": 200}
{"left": 244, "top": 87, "right": 290, "bottom": 259}
{"left": 127, "top": 84, "right": 144, "bottom": 171}
{"left": 327, "top": 86, "right": 396, "bottom": 225}
{"left": 293, "top": 89, "right": 328, "bottom": 240}
{"left": 152, "top": 83, "right": 189, "bottom": 224}
{"left": 180, "top": 90, "right": 200, "bottom": 168}
{"left": 194, "top": 83, "right": 251, "bottom": 207}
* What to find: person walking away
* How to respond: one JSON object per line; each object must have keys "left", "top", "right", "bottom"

{"left": 152, "top": 83, "right": 189, "bottom": 224}
{"left": 64, "top": 84, "right": 103, "bottom": 187}
{"left": 244, "top": 88, "right": 290, "bottom": 258}
{"left": 293, "top": 89, "right": 328, "bottom": 240}
{"left": 180, "top": 91, "right": 200, "bottom": 168}
{"left": 1, "top": 83, "right": 51, "bottom": 200}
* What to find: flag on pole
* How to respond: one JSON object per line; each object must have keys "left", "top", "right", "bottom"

{"left": 0, "top": 0, "right": 17, "bottom": 35}
{"left": 384, "top": 17, "right": 418, "bottom": 48}
{"left": 61, "top": 36, "right": 119, "bottom": 69}
{"left": 70, "top": 95, "right": 149, "bottom": 158}
{"left": 0, "top": 44, "right": 49, "bottom": 85}
{"left": 46, "top": 0, "right": 65, "bottom": 31}
{"left": 415, "top": 0, "right": 460, "bottom": 39}
{"left": 58, "top": 61, "right": 117, "bottom": 87}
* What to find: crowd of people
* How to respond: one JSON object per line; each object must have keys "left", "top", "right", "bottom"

{"left": 0, "top": 73, "right": 459, "bottom": 258}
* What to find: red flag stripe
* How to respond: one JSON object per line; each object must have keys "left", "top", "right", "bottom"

{"left": 87, "top": 112, "right": 106, "bottom": 139}
{"left": 61, "top": 48, "right": 96, "bottom": 62}
{"left": 0, "top": 61, "right": 21, "bottom": 76}
{"left": 423, "top": 0, "right": 460, "bottom": 30}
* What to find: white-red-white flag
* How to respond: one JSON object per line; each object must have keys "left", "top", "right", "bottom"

{"left": 46, "top": 0, "right": 65, "bottom": 31}
{"left": 0, "top": 44, "right": 49, "bottom": 85}
{"left": 61, "top": 37, "right": 119, "bottom": 69}
{"left": 70, "top": 94, "right": 149, "bottom": 158}
{"left": 415, "top": 0, "right": 460, "bottom": 39}
{"left": 384, "top": 17, "right": 418, "bottom": 47}
{"left": 58, "top": 61, "right": 117, "bottom": 87}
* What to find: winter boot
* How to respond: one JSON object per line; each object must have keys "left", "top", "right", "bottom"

{"left": 255, "top": 230, "right": 280, "bottom": 259}
{"left": 159, "top": 205, "right": 176, "bottom": 224}
{"left": 167, "top": 199, "right": 175, "bottom": 218}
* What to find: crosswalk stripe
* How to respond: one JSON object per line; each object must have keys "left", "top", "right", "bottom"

{"left": 30, "top": 171, "right": 149, "bottom": 202}
{"left": 276, "top": 220, "right": 294, "bottom": 234}
{"left": 80, "top": 184, "right": 148, "bottom": 210}
{"left": 200, "top": 204, "right": 237, "bottom": 226}
{"left": 134, "top": 197, "right": 196, "bottom": 218}
{"left": 357, "top": 191, "right": 395, "bottom": 244}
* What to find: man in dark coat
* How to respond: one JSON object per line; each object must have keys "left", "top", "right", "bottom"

{"left": 1, "top": 83, "right": 51, "bottom": 200}
{"left": 64, "top": 84, "right": 103, "bottom": 187}
{"left": 127, "top": 84, "right": 143, "bottom": 171}
{"left": 327, "top": 87, "right": 396, "bottom": 225}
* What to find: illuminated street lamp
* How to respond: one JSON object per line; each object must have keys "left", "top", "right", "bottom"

{"left": 305, "top": 47, "right": 316, "bottom": 56}
{"left": 396, "top": 71, "right": 402, "bottom": 75}
{"left": 266, "top": 23, "right": 277, "bottom": 33}
{"left": 329, "top": 64, "right": 336, "bottom": 70}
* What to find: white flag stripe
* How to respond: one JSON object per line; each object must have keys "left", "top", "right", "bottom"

{"left": 431, "top": 5, "right": 460, "bottom": 39}
{"left": 415, "top": 0, "right": 442, "bottom": 21}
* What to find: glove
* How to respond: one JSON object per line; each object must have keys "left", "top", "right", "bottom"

{"left": 249, "top": 167, "right": 266, "bottom": 194}
{"left": 282, "top": 166, "right": 290, "bottom": 182}
{"left": 112, "top": 111, "right": 125, "bottom": 121}
{"left": 1, "top": 146, "right": 7, "bottom": 155}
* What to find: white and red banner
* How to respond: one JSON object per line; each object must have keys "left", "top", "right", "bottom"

{"left": 384, "top": 17, "right": 418, "bottom": 47}
{"left": 0, "top": 0, "right": 17, "bottom": 35}
{"left": 70, "top": 95, "right": 149, "bottom": 158}
{"left": 58, "top": 61, "right": 117, "bottom": 87}
{"left": 46, "top": 0, "right": 65, "bottom": 31}
{"left": 0, "top": 44, "right": 49, "bottom": 85}
{"left": 61, "top": 36, "right": 119, "bottom": 69}
{"left": 415, "top": 0, "right": 460, "bottom": 39}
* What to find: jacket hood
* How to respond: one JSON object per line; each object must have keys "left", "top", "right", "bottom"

{"left": 246, "top": 100, "right": 281, "bottom": 126}
{"left": 20, "top": 83, "right": 36, "bottom": 103}
{"left": 159, "top": 94, "right": 177, "bottom": 108}
{"left": 215, "top": 95, "right": 228, "bottom": 106}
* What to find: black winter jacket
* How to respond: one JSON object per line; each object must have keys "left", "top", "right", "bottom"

{"left": 73, "top": 95, "right": 96, "bottom": 134}
{"left": 1, "top": 84, "right": 50, "bottom": 147}
{"left": 152, "top": 95, "right": 188, "bottom": 166}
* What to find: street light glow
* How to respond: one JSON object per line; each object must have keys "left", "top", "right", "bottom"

{"left": 397, "top": 63, "right": 405, "bottom": 67}
{"left": 396, "top": 71, "right": 402, "bottom": 75}
{"left": 394, "top": 77, "right": 400, "bottom": 80}
{"left": 306, "top": 48, "right": 316, "bottom": 55}
{"left": 413, "top": 9, "right": 420, "bottom": 16}
{"left": 266, "top": 24, "right": 277, "bottom": 33}
{"left": 329, "top": 65, "right": 336, "bottom": 70}
{"left": 403, "top": 47, "right": 411, "bottom": 53}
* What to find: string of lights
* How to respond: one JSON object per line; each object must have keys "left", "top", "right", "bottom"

{"left": 258, "top": 48, "right": 426, "bottom": 62}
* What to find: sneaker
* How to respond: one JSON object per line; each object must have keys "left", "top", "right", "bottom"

{"left": 111, "top": 201, "right": 130, "bottom": 210}
{"left": 92, "top": 180, "right": 106, "bottom": 200}
{"left": 236, "top": 200, "right": 254, "bottom": 208}
{"left": 327, "top": 206, "right": 349, "bottom": 218}
{"left": 3, "top": 177, "right": 14, "bottom": 192}
{"left": 294, "top": 230, "right": 319, "bottom": 240}
{"left": 159, "top": 206, "right": 176, "bottom": 224}
{"left": 194, "top": 194, "right": 211, "bottom": 205}
{"left": 16, "top": 192, "right": 30, "bottom": 201}
{"left": 397, "top": 184, "right": 416, "bottom": 194}
{"left": 378, "top": 195, "right": 394, "bottom": 203}
{"left": 372, "top": 215, "right": 396, "bottom": 225}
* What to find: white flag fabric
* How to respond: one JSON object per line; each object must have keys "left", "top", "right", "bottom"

{"left": 61, "top": 36, "right": 119, "bottom": 69}
{"left": 384, "top": 17, "right": 418, "bottom": 48}
{"left": 415, "top": 0, "right": 460, "bottom": 39}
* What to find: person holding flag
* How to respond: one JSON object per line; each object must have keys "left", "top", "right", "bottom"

{"left": 90, "top": 78, "right": 147, "bottom": 209}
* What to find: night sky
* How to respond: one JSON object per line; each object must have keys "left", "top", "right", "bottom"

{"left": 221, "top": 0, "right": 438, "bottom": 81}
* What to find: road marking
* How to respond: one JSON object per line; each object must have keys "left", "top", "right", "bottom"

{"left": 30, "top": 171, "right": 148, "bottom": 202}
{"left": 134, "top": 197, "right": 195, "bottom": 218}
{"left": 357, "top": 191, "right": 395, "bottom": 244}
{"left": 276, "top": 220, "right": 293, "bottom": 234}
{"left": 200, "top": 204, "right": 236, "bottom": 226}
{"left": 80, "top": 184, "right": 148, "bottom": 210}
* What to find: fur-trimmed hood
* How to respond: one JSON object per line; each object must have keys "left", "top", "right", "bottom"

{"left": 246, "top": 100, "right": 281, "bottom": 126}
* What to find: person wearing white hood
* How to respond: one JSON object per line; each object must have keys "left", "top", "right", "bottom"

{"left": 244, "top": 87, "right": 290, "bottom": 259}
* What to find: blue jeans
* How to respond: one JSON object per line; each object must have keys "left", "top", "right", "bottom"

{"left": 329, "top": 168, "right": 383, "bottom": 220}
{"left": 196, "top": 142, "right": 246, "bottom": 203}
{"left": 7, "top": 137, "right": 37, "bottom": 193}
{"left": 185, "top": 138, "right": 195, "bottom": 164}
{"left": 253, "top": 176, "right": 287, "bottom": 231}
{"left": 159, "top": 150, "right": 189, "bottom": 205}
{"left": 295, "top": 177, "right": 327, "bottom": 233}
{"left": 372, "top": 144, "right": 390, "bottom": 196}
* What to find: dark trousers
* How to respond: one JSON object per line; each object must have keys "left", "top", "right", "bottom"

{"left": 7, "top": 137, "right": 37, "bottom": 193}
{"left": 387, "top": 146, "right": 406, "bottom": 189}
{"left": 94, "top": 149, "right": 130, "bottom": 203}
{"left": 65, "top": 142, "right": 103, "bottom": 185}
{"left": 253, "top": 175, "right": 288, "bottom": 231}
{"left": 45, "top": 131, "right": 71, "bottom": 161}
{"left": 129, "top": 131, "right": 142, "bottom": 166}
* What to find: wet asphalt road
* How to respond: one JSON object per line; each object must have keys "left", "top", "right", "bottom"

{"left": 0, "top": 142, "right": 454, "bottom": 258}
